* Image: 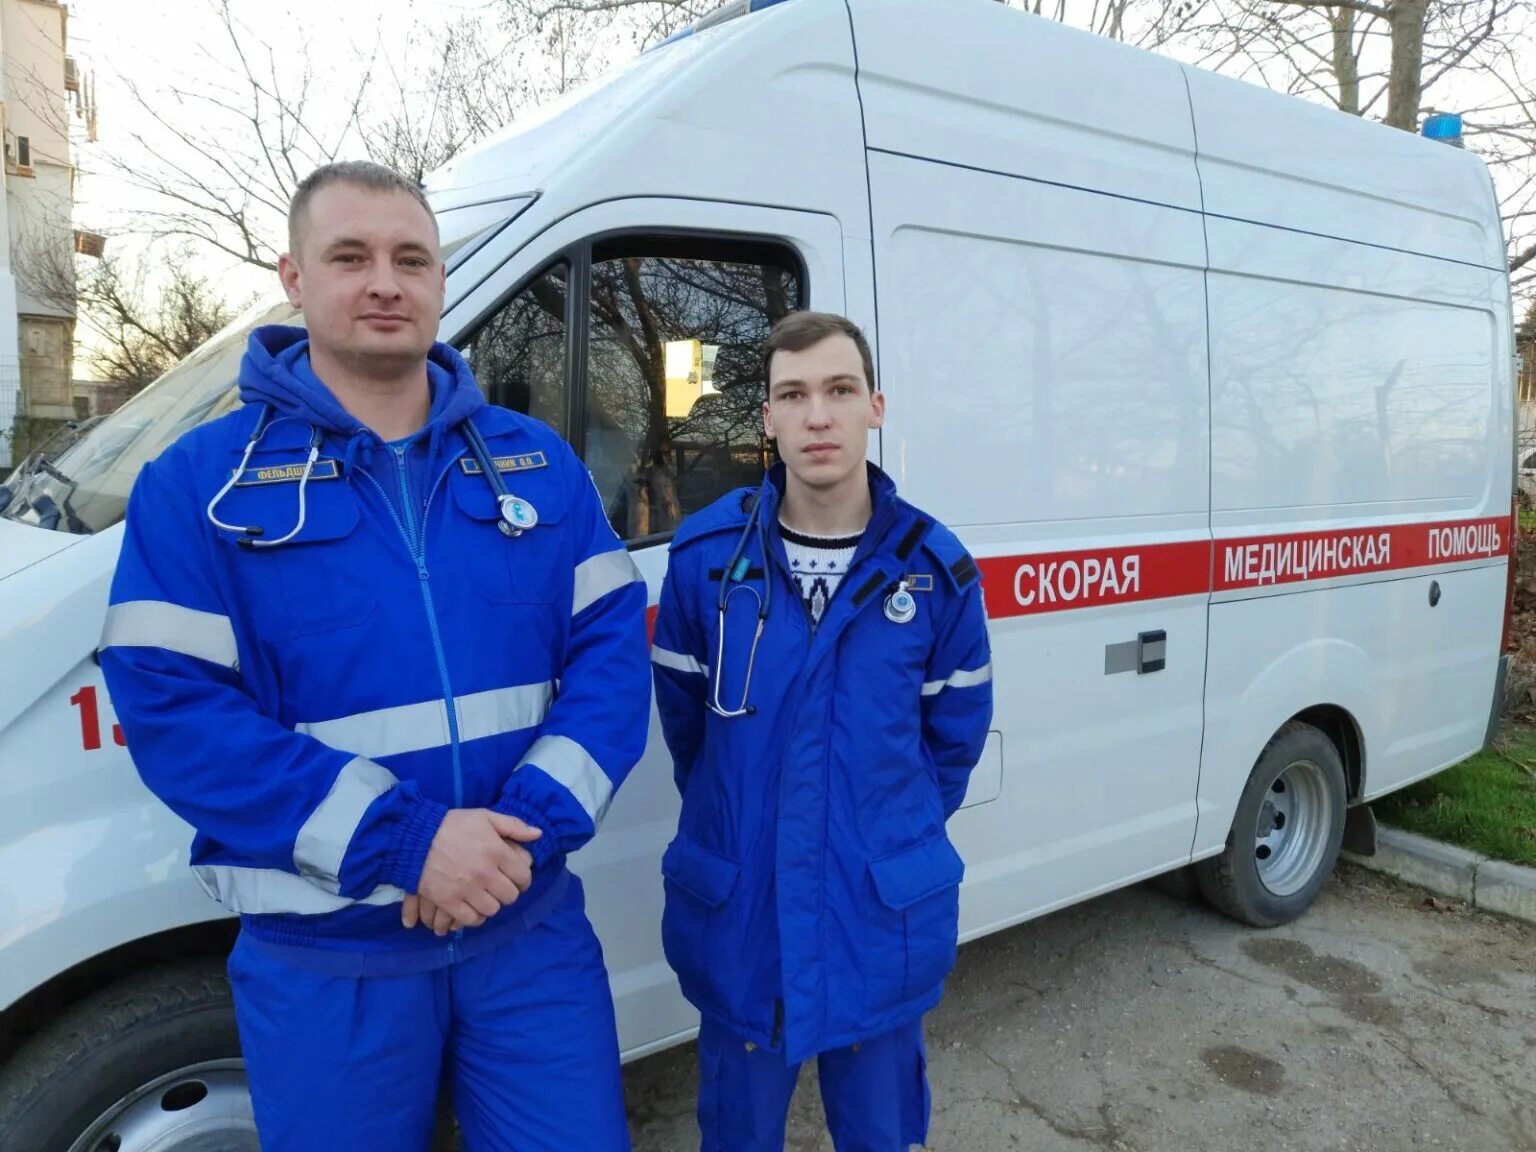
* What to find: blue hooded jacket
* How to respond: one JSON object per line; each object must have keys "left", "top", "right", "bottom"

{"left": 651, "top": 464, "right": 994, "bottom": 1062}
{"left": 100, "top": 326, "right": 650, "bottom": 970}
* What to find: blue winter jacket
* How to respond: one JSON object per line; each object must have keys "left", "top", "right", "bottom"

{"left": 651, "top": 464, "right": 993, "bottom": 1062}
{"left": 100, "top": 326, "right": 650, "bottom": 968}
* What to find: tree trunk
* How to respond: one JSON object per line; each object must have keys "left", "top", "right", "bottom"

{"left": 1384, "top": 0, "right": 1428, "bottom": 131}
{"left": 1330, "top": 6, "right": 1361, "bottom": 115}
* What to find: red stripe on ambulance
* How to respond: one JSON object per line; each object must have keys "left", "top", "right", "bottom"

{"left": 1215, "top": 517, "right": 1508, "bottom": 592}
{"left": 978, "top": 516, "right": 1510, "bottom": 621}
{"left": 978, "top": 542, "right": 1208, "bottom": 620}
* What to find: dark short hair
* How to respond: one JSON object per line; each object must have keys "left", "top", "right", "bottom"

{"left": 287, "top": 161, "right": 437, "bottom": 255}
{"left": 764, "top": 311, "right": 877, "bottom": 393}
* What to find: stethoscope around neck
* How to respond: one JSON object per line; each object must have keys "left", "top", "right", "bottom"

{"left": 709, "top": 480, "right": 920, "bottom": 719}
{"left": 710, "top": 483, "right": 772, "bottom": 718}
{"left": 205, "top": 407, "right": 323, "bottom": 549}
{"left": 205, "top": 406, "right": 539, "bottom": 547}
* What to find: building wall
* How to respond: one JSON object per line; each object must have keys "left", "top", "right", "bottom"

{"left": 1, "top": 0, "right": 73, "bottom": 467}
{"left": 3, "top": 2, "right": 69, "bottom": 165}
{"left": 0, "top": 10, "right": 12, "bottom": 463}
{"left": 10, "top": 161, "right": 72, "bottom": 318}
{"left": 5, "top": 0, "right": 73, "bottom": 319}
{"left": 19, "top": 312, "right": 70, "bottom": 416}
{"left": 73, "top": 375, "right": 132, "bottom": 417}
{"left": 0, "top": 269, "right": 16, "bottom": 469}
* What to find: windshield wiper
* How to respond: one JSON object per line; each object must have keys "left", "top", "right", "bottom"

{"left": 0, "top": 452, "right": 90, "bottom": 533}
{"left": 35, "top": 457, "right": 78, "bottom": 489}
{"left": 36, "top": 459, "right": 89, "bottom": 535}
{"left": 0, "top": 451, "right": 44, "bottom": 515}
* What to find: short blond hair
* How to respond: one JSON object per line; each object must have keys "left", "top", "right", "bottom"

{"left": 287, "top": 161, "right": 437, "bottom": 254}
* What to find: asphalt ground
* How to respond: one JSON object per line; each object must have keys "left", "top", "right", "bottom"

{"left": 624, "top": 864, "right": 1536, "bottom": 1152}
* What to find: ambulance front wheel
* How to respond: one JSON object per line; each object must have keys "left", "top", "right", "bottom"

{"left": 0, "top": 957, "right": 464, "bottom": 1152}
{"left": 1195, "top": 721, "right": 1348, "bottom": 928}
{"left": 0, "top": 959, "right": 256, "bottom": 1152}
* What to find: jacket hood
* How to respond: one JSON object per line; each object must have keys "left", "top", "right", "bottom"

{"left": 238, "top": 325, "right": 485, "bottom": 439}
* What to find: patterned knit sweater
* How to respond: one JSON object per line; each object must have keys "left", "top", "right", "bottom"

{"left": 780, "top": 521, "right": 862, "bottom": 627}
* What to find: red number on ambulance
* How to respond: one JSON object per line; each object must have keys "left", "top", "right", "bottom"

{"left": 70, "top": 685, "right": 125, "bottom": 751}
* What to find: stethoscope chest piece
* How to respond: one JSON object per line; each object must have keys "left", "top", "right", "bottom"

{"left": 497, "top": 494, "right": 538, "bottom": 536}
{"left": 884, "top": 582, "right": 917, "bottom": 625}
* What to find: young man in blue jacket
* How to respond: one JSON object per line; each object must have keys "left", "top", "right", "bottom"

{"left": 99, "top": 162, "right": 649, "bottom": 1152}
{"left": 650, "top": 311, "right": 994, "bottom": 1151}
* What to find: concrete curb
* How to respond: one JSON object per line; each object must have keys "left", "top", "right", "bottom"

{"left": 1343, "top": 827, "right": 1536, "bottom": 925}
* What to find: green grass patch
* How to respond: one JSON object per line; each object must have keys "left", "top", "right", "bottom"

{"left": 1374, "top": 724, "right": 1536, "bottom": 867}
{"left": 1520, "top": 510, "right": 1536, "bottom": 532}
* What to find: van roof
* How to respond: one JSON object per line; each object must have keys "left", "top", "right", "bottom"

{"left": 425, "top": 0, "right": 1503, "bottom": 272}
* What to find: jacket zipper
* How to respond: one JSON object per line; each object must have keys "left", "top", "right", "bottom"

{"left": 358, "top": 446, "right": 464, "bottom": 959}
{"left": 391, "top": 447, "right": 463, "bottom": 808}
{"left": 759, "top": 499, "right": 903, "bottom": 1054}
{"left": 419, "top": 452, "right": 463, "bottom": 540}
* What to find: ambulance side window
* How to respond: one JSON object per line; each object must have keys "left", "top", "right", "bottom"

{"left": 463, "top": 261, "right": 571, "bottom": 440}
{"left": 582, "top": 237, "right": 802, "bottom": 544}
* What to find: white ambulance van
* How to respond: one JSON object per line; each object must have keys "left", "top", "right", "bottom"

{"left": 0, "top": 0, "right": 1514, "bottom": 1144}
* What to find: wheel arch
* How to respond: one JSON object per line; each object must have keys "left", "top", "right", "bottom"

{"left": 1290, "top": 704, "right": 1366, "bottom": 802}
{"left": 0, "top": 920, "right": 236, "bottom": 1072}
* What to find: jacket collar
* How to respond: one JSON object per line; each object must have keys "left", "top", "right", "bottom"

{"left": 759, "top": 461, "right": 906, "bottom": 561}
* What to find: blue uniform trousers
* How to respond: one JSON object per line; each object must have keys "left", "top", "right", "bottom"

{"left": 228, "top": 880, "right": 629, "bottom": 1152}
{"left": 695, "top": 1015, "right": 929, "bottom": 1152}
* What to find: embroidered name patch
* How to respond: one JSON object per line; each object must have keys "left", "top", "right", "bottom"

{"left": 232, "top": 459, "right": 341, "bottom": 486}
{"left": 459, "top": 451, "right": 548, "bottom": 476}
{"left": 903, "top": 574, "right": 935, "bottom": 593}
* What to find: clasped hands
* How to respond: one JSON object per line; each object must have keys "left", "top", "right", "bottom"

{"left": 401, "top": 808, "right": 543, "bottom": 936}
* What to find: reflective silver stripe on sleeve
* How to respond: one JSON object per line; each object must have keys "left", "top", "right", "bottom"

{"left": 296, "top": 682, "right": 553, "bottom": 759}
{"left": 519, "top": 735, "right": 613, "bottom": 827}
{"left": 921, "top": 662, "right": 994, "bottom": 697}
{"left": 293, "top": 757, "right": 399, "bottom": 894}
{"left": 572, "top": 549, "right": 643, "bottom": 617}
{"left": 193, "top": 864, "right": 404, "bottom": 915}
{"left": 650, "top": 644, "right": 707, "bottom": 678}
{"left": 100, "top": 600, "right": 238, "bottom": 669}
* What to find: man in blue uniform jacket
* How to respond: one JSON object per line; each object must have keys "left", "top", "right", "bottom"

{"left": 99, "top": 161, "right": 649, "bottom": 1152}
{"left": 650, "top": 311, "right": 995, "bottom": 1151}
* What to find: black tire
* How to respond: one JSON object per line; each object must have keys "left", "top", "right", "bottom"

{"left": 0, "top": 959, "right": 252, "bottom": 1152}
{"left": 1194, "top": 721, "right": 1348, "bottom": 928}
{"left": 0, "top": 958, "right": 464, "bottom": 1151}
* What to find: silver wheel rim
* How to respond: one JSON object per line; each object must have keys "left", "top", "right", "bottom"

{"left": 67, "top": 1058, "right": 258, "bottom": 1152}
{"left": 1253, "top": 758, "right": 1334, "bottom": 898}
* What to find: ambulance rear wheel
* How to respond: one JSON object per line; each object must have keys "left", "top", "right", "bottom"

{"left": 1195, "top": 721, "right": 1347, "bottom": 928}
